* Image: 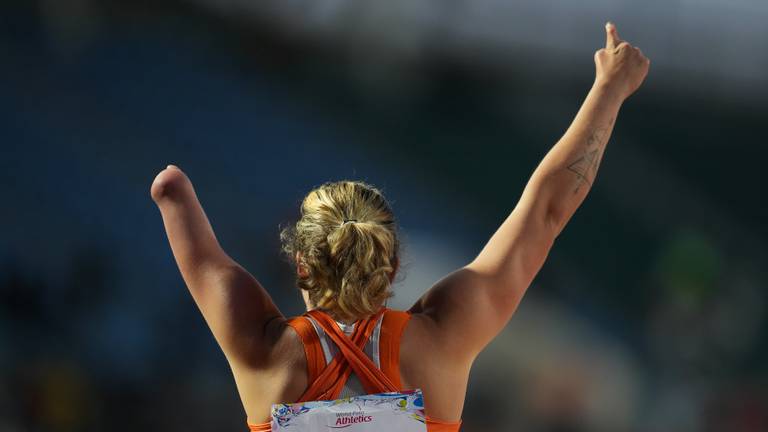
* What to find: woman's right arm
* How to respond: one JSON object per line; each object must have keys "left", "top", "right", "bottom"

{"left": 409, "top": 23, "right": 650, "bottom": 364}
{"left": 151, "top": 165, "right": 285, "bottom": 368}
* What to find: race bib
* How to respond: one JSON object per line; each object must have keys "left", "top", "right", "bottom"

{"left": 271, "top": 390, "right": 427, "bottom": 432}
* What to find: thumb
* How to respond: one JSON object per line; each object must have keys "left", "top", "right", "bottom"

{"left": 605, "top": 22, "right": 621, "bottom": 49}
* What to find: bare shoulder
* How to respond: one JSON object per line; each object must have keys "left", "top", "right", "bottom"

{"left": 399, "top": 312, "right": 471, "bottom": 422}
{"left": 233, "top": 316, "right": 309, "bottom": 424}
{"left": 264, "top": 317, "right": 306, "bottom": 368}
{"left": 400, "top": 312, "right": 471, "bottom": 378}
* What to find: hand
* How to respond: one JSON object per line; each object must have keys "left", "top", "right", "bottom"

{"left": 594, "top": 22, "right": 650, "bottom": 101}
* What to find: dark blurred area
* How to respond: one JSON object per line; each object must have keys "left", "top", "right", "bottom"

{"left": 1, "top": 0, "right": 766, "bottom": 431}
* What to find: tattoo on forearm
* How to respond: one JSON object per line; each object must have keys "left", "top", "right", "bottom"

{"left": 566, "top": 118, "right": 614, "bottom": 194}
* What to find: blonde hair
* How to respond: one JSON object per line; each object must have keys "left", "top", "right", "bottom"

{"left": 280, "top": 180, "right": 400, "bottom": 322}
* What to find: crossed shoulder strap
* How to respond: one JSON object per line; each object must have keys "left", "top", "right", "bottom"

{"left": 285, "top": 307, "right": 412, "bottom": 402}
{"left": 378, "top": 308, "right": 411, "bottom": 389}
{"left": 285, "top": 315, "right": 325, "bottom": 385}
{"left": 251, "top": 309, "right": 463, "bottom": 431}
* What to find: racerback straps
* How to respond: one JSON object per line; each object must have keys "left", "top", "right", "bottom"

{"left": 306, "top": 308, "right": 399, "bottom": 395}
{"left": 249, "top": 308, "right": 463, "bottom": 431}
{"left": 288, "top": 308, "right": 386, "bottom": 401}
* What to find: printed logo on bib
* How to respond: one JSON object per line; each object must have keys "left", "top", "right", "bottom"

{"left": 272, "top": 390, "right": 426, "bottom": 432}
{"left": 331, "top": 411, "right": 374, "bottom": 428}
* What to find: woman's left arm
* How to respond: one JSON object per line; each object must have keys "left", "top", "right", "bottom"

{"left": 151, "top": 165, "right": 284, "bottom": 368}
{"left": 409, "top": 23, "right": 649, "bottom": 362}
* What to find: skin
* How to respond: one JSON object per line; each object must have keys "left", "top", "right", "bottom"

{"left": 150, "top": 22, "right": 649, "bottom": 425}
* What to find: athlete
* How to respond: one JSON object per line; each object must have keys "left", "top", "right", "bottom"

{"left": 150, "top": 22, "right": 649, "bottom": 431}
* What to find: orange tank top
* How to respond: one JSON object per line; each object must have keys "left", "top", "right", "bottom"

{"left": 247, "top": 307, "right": 462, "bottom": 432}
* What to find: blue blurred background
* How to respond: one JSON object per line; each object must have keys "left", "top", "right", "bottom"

{"left": 1, "top": 0, "right": 766, "bottom": 431}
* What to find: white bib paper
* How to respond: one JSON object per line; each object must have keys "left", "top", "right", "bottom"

{"left": 271, "top": 390, "right": 427, "bottom": 432}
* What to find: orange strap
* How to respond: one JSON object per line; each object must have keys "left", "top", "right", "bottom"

{"left": 306, "top": 308, "right": 398, "bottom": 395}
{"left": 426, "top": 416, "right": 463, "bottom": 431}
{"left": 248, "top": 422, "right": 271, "bottom": 432}
{"left": 248, "top": 308, "right": 462, "bottom": 432}
{"left": 286, "top": 317, "right": 325, "bottom": 385}
{"left": 295, "top": 308, "right": 386, "bottom": 401}
{"left": 379, "top": 309, "right": 412, "bottom": 388}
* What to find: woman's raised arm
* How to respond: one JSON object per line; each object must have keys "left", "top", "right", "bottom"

{"left": 151, "top": 165, "right": 284, "bottom": 368}
{"left": 409, "top": 23, "right": 650, "bottom": 365}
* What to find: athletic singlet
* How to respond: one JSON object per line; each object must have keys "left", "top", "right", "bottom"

{"left": 247, "top": 307, "right": 462, "bottom": 432}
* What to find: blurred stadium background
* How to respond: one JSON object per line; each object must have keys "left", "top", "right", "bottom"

{"left": 1, "top": 0, "right": 766, "bottom": 431}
